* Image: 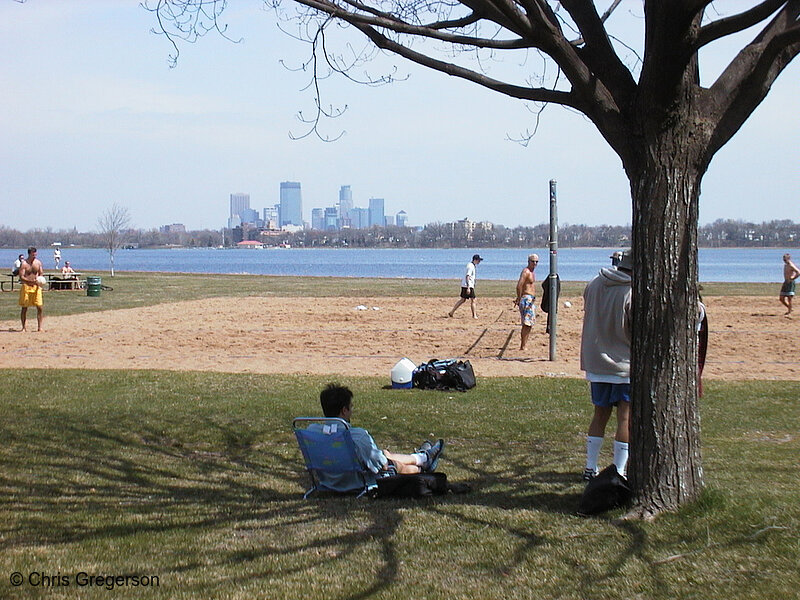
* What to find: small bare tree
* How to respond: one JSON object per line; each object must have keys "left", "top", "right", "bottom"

{"left": 97, "top": 204, "right": 131, "bottom": 277}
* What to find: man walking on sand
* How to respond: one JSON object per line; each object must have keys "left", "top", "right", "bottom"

{"left": 779, "top": 253, "right": 800, "bottom": 315}
{"left": 514, "top": 254, "right": 538, "bottom": 350}
{"left": 18, "top": 246, "right": 45, "bottom": 332}
{"left": 449, "top": 254, "right": 483, "bottom": 319}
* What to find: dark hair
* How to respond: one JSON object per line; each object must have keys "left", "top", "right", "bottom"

{"left": 28, "top": 246, "right": 37, "bottom": 255}
{"left": 320, "top": 384, "right": 352, "bottom": 418}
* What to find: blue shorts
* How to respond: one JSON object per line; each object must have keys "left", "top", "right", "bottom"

{"left": 590, "top": 382, "right": 631, "bottom": 407}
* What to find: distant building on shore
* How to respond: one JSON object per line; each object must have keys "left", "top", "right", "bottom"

{"left": 280, "top": 182, "right": 303, "bottom": 227}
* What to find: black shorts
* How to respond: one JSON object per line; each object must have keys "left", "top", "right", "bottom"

{"left": 460, "top": 287, "right": 475, "bottom": 299}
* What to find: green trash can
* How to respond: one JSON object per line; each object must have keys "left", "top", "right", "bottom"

{"left": 86, "top": 276, "right": 102, "bottom": 297}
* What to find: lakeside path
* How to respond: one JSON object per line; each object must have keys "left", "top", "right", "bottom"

{"left": 1, "top": 294, "right": 798, "bottom": 380}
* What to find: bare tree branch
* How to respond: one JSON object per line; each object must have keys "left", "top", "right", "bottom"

{"left": 695, "top": 0, "right": 786, "bottom": 49}
{"left": 560, "top": 0, "right": 636, "bottom": 108}
{"left": 705, "top": 5, "right": 800, "bottom": 158}
{"left": 349, "top": 18, "right": 583, "bottom": 107}
{"left": 292, "top": 0, "right": 538, "bottom": 49}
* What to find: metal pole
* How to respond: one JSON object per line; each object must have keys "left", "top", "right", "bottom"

{"left": 548, "top": 179, "right": 558, "bottom": 361}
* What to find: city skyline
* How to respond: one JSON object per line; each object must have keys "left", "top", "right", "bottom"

{"left": 230, "top": 183, "right": 407, "bottom": 231}
{"left": 2, "top": 3, "right": 798, "bottom": 233}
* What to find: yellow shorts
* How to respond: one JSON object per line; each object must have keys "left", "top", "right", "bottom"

{"left": 19, "top": 283, "right": 43, "bottom": 308}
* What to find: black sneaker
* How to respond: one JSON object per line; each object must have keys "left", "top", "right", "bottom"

{"left": 425, "top": 439, "right": 445, "bottom": 472}
{"left": 416, "top": 440, "right": 433, "bottom": 454}
{"left": 582, "top": 468, "right": 597, "bottom": 482}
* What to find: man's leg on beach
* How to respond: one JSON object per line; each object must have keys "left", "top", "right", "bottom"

{"left": 449, "top": 297, "right": 466, "bottom": 317}
{"left": 520, "top": 325, "right": 531, "bottom": 350}
{"left": 20, "top": 307, "right": 27, "bottom": 332}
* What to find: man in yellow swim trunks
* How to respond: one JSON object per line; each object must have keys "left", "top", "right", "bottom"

{"left": 18, "top": 246, "right": 45, "bottom": 332}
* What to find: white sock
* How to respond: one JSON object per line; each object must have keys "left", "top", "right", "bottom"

{"left": 413, "top": 452, "right": 427, "bottom": 467}
{"left": 585, "top": 436, "right": 604, "bottom": 472}
{"left": 613, "top": 440, "right": 629, "bottom": 476}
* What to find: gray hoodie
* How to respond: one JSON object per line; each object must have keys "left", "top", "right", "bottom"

{"left": 580, "top": 267, "right": 632, "bottom": 381}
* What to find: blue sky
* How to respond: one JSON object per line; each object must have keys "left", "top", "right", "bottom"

{"left": 1, "top": 1, "right": 798, "bottom": 232}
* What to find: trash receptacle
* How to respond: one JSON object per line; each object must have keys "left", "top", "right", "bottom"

{"left": 86, "top": 276, "right": 102, "bottom": 297}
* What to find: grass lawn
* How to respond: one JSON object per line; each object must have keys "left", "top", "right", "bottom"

{"left": 2, "top": 370, "right": 798, "bottom": 599}
{"left": 1, "top": 272, "right": 774, "bottom": 320}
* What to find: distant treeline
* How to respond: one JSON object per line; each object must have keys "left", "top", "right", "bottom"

{"left": 2, "top": 219, "right": 798, "bottom": 249}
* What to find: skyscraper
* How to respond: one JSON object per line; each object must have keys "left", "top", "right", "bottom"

{"left": 324, "top": 207, "right": 339, "bottom": 230}
{"left": 279, "top": 182, "right": 303, "bottom": 227}
{"left": 311, "top": 208, "right": 325, "bottom": 231}
{"left": 229, "top": 193, "right": 250, "bottom": 228}
{"left": 368, "top": 198, "right": 385, "bottom": 228}
{"left": 351, "top": 207, "right": 370, "bottom": 229}
{"left": 338, "top": 185, "right": 353, "bottom": 221}
{"left": 396, "top": 210, "right": 408, "bottom": 227}
{"left": 230, "top": 193, "right": 250, "bottom": 218}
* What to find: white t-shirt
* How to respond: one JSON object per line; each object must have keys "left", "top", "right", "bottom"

{"left": 461, "top": 262, "right": 476, "bottom": 288}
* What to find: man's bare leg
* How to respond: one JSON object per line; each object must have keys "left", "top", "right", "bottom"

{"left": 449, "top": 298, "right": 466, "bottom": 317}
{"left": 520, "top": 324, "right": 531, "bottom": 350}
{"left": 20, "top": 307, "right": 27, "bottom": 332}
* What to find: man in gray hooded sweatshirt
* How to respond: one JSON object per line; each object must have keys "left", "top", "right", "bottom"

{"left": 580, "top": 250, "right": 633, "bottom": 480}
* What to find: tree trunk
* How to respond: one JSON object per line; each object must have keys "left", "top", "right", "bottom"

{"left": 626, "top": 135, "right": 705, "bottom": 518}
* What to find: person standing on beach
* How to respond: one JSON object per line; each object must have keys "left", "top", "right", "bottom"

{"left": 580, "top": 249, "right": 632, "bottom": 481}
{"left": 12, "top": 254, "right": 24, "bottom": 276}
{"left": 514, "top": 254, "right": 538, "bottom": 350}
{"left": 779, "top": 253, "right": 800, "bottom": 315}
{"left": 19, "top": 246, "right": 45, "bottom": 332}
{"left": 449, "top": 254, "right": 483, "bottom": 319}
{"left": 53, "top": 247, "right": 61, "bottom": 269}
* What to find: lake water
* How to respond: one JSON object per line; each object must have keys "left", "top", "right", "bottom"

{"left": 2, "top": 247, "right": 794, "bottom": 282}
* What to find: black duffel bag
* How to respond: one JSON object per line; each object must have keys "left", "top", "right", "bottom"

{"left": 412, "top": 359, "right": 476, "bottom": 391}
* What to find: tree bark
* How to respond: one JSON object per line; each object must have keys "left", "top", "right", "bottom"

{"left": 625, "top": 132, "right": 705, "bottom": 518}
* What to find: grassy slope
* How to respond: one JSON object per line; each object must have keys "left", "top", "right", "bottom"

{"left": 2, "top": 371, "right": 798, "bottom": 599}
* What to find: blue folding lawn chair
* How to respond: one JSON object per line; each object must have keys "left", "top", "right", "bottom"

{"left": 292, "top": 417, "right": 376, "bottom": 499}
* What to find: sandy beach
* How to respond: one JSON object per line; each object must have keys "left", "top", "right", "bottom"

{"left": 1, "top": 294, "right": 798, "bottom": 381}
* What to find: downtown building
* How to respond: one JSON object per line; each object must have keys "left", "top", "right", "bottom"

{"left": 279, "top": 182, "right": 303, "bottom": 227}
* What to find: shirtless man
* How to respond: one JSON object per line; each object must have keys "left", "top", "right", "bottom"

{"left": 514, "top": 254, "right": 538, "bottom": 350}
{"left": 19, "top": 246, "right": 45, "bottom": 332}
{"left": 779, "top": 253, "right": 800, "bottom": 315}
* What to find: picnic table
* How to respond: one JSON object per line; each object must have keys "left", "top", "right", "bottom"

{"left": 46, "top": 273, "right": 84, "bottom": 290}
{"left": 1, "top": 273, "right": 17, "bottom": 292}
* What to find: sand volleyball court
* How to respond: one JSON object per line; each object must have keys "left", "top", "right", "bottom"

{"left": 1, "top": 294, "right": 798, "bottom": 381}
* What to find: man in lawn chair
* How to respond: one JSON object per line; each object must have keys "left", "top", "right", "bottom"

{"left": 301, "top": 384, "right": 445, "bottom": 494}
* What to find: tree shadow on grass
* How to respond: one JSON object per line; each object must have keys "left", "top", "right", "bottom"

{"left": 1, "top": 412, "right": 634, "bottom": 599}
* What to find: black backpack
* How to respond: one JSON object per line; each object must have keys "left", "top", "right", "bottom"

{"left": 577, "top": 464, "right": 632, "bottom": 515}
{"left": 412, "top": 359, "right": 476, "bottom": 391}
